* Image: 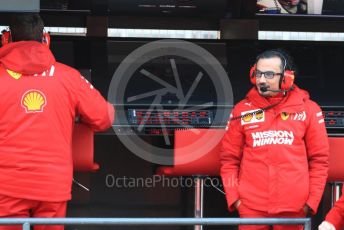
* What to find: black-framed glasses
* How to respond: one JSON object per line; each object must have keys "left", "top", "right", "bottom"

{"left": 256, "top": 70, "right": 282, "bottom": 79}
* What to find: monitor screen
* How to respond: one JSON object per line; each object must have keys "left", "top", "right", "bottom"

{"left": 256, "top": 0, "right": 342, "bottom": 16}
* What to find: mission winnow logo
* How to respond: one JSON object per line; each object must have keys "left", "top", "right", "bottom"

{"left": 251, "top": 130, "right": 294, "bottom": 147}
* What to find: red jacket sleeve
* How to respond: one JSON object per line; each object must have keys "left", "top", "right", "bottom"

{"left": 72, "top": 72, "right": 115, "bottom": 131}
{"left": 326, "top": 187, "right": 344, "bottom": 230}
{"left": 304, "top": 101, "right": 329, "bottom": 214}
{"left": 220, "top": 105, "right": 245, "bottom": 211}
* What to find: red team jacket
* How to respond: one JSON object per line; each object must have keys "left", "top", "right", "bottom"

{"left": 0, "top": 41, "right": 114, "bottom": 202}
{"left": 325, "top": 187, "right": 344, "bottom": 230}
{"left": 220, "top": 86, "right": 329, "bottom": 214}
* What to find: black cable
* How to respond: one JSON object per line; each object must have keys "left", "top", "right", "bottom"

{"left": 229, "top": 93, "right": 288, "bottom": 122}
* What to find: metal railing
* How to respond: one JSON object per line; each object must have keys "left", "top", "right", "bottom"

{"left": 0, "top": 217, "right": 311, "bottom": 230}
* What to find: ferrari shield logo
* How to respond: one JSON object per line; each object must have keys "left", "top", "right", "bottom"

{"left": 7, "top": 69, "right": 22, "bottom": 80}
{"left": 281, "top": 112, "right": 289, "bottom": 121}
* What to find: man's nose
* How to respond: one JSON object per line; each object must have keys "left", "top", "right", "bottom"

{"left": 258, "top": 75, "right": 267, "bottom": 83}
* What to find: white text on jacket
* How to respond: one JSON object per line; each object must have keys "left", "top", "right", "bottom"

{"left": 251, "top": 130, "right": 294, "bottom": 147}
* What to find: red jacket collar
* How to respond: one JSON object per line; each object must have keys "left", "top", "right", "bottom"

{"left": 0, "top": 41, "right": 55, "bottom": 75}
{"left": 246, "top": 85, "right": 310, "bottom": 113}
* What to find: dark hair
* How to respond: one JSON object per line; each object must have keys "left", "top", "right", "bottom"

{"left": 9, "top": 13, "right": 44, "bottom": 42}
{"left": 256, "top": 49, "right": 297, "bottom": 75}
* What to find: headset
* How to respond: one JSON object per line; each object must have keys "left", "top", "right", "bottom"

{"left": 249, "top": 50, "right": 295, "bottom": 91}
{"left": 1, "top": 29, "right": 50, "bottom": 47}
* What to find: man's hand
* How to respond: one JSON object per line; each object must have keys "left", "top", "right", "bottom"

{"left": 303, "top": 204, "right": 310, "bottom": 214}
{"left": 234, "top": 200, "right": 241, "bottom": 210}
{"left": 318, "top": 221, "right": 336, "bottom": 230}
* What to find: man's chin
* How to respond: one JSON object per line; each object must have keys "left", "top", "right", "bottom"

{"left": 258, "top": 90, "right": 270, "bottom": 97}
{"left": 258, "top": 89, "right": 279, "bottom": 97}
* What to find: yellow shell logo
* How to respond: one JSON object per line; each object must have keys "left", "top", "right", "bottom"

{"left": 281, "top": 112, "right": 289, "bottom": 121}
{"left": 21, "top": 90, "right": 47, "bottom": 113}
{"left": 242, "top": 113, "right": 253, "bottom": 123}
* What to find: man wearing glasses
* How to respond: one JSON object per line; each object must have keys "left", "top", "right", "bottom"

{"left": 220, "top": 49, "right": 329, "bottom": 229}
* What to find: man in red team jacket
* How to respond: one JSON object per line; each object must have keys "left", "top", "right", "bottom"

{"left": 220, "top": 49, "right": 329, "bottom": 229}
{"left": 318, "top": 187, "right": 344, "bottom": 230}
{"left": 0, "top": 13, "right": 114, "bottom": 229}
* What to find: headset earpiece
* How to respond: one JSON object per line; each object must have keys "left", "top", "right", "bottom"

{"left": 1, "top": 30, "right": 11, "bottom": 46}
{"left": 42, "top": 32, "right": 50, "bottom": 48}
{"left": 280, "top": 70, "right": 295, "bottom": 91}
{"left": 250, "top": 64, "right": 257, "bottom": 85}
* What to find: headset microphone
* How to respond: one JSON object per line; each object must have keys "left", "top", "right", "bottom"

{"left": 260, "top": 87, "right": 281, "bottom": 93}
{"left": 259, "top": 86, "right": 294, "bottom": 93}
